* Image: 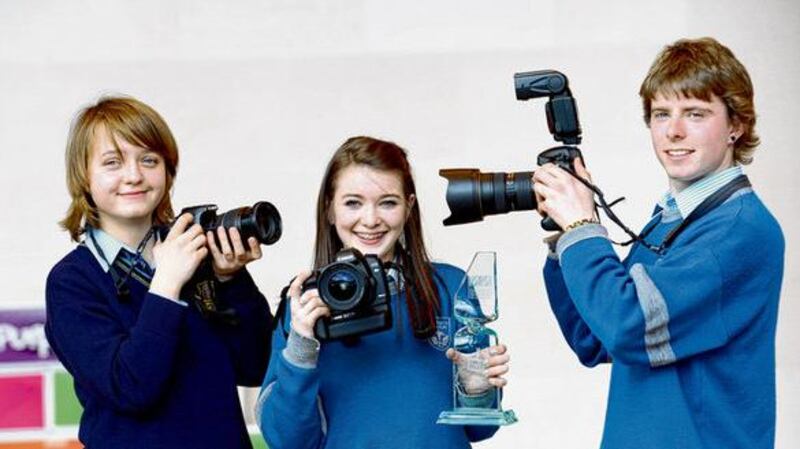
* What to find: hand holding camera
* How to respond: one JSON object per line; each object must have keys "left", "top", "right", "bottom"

{"left": 207, "top": 226, "right": 262, "bottom": 280}
{"left": 533, "top": 157, "right": 598, "bottom": 230}
{"left": 154, "top": 201, "right": 282, "bottom": 322}
{"left": 287, "top": 270, "right": 331, "bottom": 339}
{"left": 159, "top": 201, "right": 282, "bottom": 280}
{"left": 298, "top": 248, "right": 394, "bottom": 341}
{"left": 149, "top": 213, "right": 209, "bottom": 300}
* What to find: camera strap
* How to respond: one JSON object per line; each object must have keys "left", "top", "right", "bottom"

{"left": 637, "top": 174, "right": 751, "bottom": 254}
{"left": 274, "top": 284, "right": 292, "bottom": 338}
{"left": 566, "top": 166, "right": 752, "bottom": 255}
{"left": 88, "top": 226, "right": 155, "bottom": 302}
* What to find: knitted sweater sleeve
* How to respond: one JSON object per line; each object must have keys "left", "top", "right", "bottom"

{"left": 543, "top": 256, "right": 610, "bottom": 367}
{"left": 214, "top": 268, "right": 273, "bottom": 386}
{"left": 256, "top": 305, "right": 325, "bottom": 449}
{"left": 45, "top": 258, "right": 187, "bottom": 414}
{"left": 553, "top": 211, "right": 784, "bottom": 367}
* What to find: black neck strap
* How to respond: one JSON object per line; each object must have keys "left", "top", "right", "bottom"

{"left": 88, "top": 227, "right": 155, "bottom": 301}
{"left": 642, "top": 174, "right": 751, "bottom": 254}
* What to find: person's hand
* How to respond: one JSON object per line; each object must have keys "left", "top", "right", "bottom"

{"left": 208, "top": 227, "right": 262, "bottom": 280}
{"left": 287, "top": 270, "right": 330, "bottom": 339}
{"left": 446, "top": 344, "right": 510, "bottom": 395}
{"left": 532, "top": 157, "right": 597, "bottom": 229}
{"left": 149, "top": 213, "right": 208, "bottom": 300}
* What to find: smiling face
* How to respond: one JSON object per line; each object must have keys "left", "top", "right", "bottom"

{"left": 649, "top": 92, "right": 741, "bottom": 192}
{"left": 87, "top": 124, "right": 167, "bottom": 237}
{"left": 328, "top": 164, "right": 415, "bottom": 262}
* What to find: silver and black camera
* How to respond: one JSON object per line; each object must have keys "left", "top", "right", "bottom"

{"left": 303, "top": 248, "right": 393, "bottom": 340}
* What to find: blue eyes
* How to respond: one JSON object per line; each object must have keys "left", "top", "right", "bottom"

{"left": 141, "top": 156, "right": 160, "bottom": 167}
{"left": 101, "top": 155, "right": 161, "bottom": 168}
{"left": 651, "top": 110, "right": 707, "bottom": 120}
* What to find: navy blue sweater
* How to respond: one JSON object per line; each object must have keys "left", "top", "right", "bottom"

{"left": 45, "top": 245, "right": 272, "bottom": 449}
{"left": 256, "top": 262, "right": 500, "bottom": 449}
{"left": 544, "top": 189, "right": 784, "bottom": 448}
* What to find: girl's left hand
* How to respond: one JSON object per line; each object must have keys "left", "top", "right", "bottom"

{"left": 208, "top": 227, "right": 262, "bottom": 279}
{"left": 446, "top": 344, "right": 510, "bottom": 394}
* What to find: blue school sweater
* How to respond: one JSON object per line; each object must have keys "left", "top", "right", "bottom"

{"left": 45, "top": 244, "right": 272, "bottom": 449}
{"left": 256, "top": 262, "right": 500, "bottom": 449}
{"left": 543, "top": 188, "right": 783, "bottom": 448}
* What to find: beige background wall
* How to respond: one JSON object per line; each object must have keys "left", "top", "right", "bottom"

{"left": 1, "top": 1, "right": 797, "bottom": 447}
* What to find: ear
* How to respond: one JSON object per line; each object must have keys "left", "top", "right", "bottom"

{"left": 326, "top": 202, "right": 335, "bottom": 225}
{"left": 729, "top": 118, "right": 744, "bottom": 142}
{"left": 406, "top": 194, "right": 416, "bottom": 220}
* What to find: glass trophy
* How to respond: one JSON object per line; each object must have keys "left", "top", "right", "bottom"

{"left": 437, "top": 251, "right": 518, "bottom": 426}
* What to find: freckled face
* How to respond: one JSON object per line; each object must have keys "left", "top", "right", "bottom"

{"left": 649, "top": 93, "right": 740, "bottom": 191}
{"left": 88, "top": 125, "right": 167, "bottom": 232}
{"left": 329, "top": 165, "right": 415, "bottom": 262}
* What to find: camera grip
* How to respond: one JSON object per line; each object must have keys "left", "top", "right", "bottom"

{"left": 540, "top": 216, "right": 561, "bottom": 232}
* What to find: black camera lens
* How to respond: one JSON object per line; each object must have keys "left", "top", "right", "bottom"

{"left": 215, "top": 201, "right": 282, "bottom": 246}
{"left": 318, "top": 264, "right": 366, "bottom": 311}
{"left": 439, "top": 169, "right": 536, "bottom": 226}
{"left": 329, "top": 271, "right": 358, "bottom": 302}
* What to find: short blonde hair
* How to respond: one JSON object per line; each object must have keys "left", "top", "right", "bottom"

{"left": 60, "top": 96, "right": 179, "bottom": 241}
{"left": 640, "top": 37, "right": 759, "bottom": 164}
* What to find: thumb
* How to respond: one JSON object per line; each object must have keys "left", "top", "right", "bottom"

{"left": 446, "top": 348, "right": 460, "bottom": 363}
{"left": 575, "top": 157, "right": 592, "bottom": 181}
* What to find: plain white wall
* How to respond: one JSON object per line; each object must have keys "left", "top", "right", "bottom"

{"left": 1, "top": 1, "right": 798, "bottom": 447}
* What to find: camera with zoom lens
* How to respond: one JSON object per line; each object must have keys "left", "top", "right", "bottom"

{"left": 158, "top": 201, "right": 282, "bottom": 324}
{"left": 303, "top": 248, "right": 392, "bottom": 341}
{"left": 163, "top": 201, "right": 283, "bottom": 249}
{"left": 440, "top": 70, "right": 584, "bottom": 231}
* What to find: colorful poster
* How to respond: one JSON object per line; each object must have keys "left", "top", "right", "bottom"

{"left": 0, "top": 375, "right": 44, "bottom": 429}
{"left": 0, "top": 309, "right": 55, "bottom": 364}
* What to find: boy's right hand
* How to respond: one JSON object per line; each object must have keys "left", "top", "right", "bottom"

{"left": 149, "top": 213, "right": 208, "bottom": 300}
{"left": 288, "top": 270, "right": 330, "bottom": 339}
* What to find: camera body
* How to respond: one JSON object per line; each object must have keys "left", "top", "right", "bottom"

{"left": 303, "top": 248, "right": 392, "bottom": 340}
{"left": 440, "top": 70, "right": 583, "bottom": 231}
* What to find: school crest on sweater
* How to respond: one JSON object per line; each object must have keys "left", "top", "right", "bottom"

{"left": 428, "top": 317, "right": 451, "bottom": 351}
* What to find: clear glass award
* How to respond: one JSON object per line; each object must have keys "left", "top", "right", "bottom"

{"left": 437, "top": 251, "right": 518, "bottom": 426}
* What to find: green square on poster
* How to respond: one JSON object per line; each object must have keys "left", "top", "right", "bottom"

{"left": 54, "top": 371, "right": 83, "bottom": 425}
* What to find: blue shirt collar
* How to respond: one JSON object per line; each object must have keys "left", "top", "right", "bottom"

{"left": 84, "top": 228, "right": 138, "bottom": 272}
{"left": 658, "top": 165, "right": 744, "bottom": 219}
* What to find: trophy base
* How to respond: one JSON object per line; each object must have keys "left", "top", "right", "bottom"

{"left": 437, "top": 407, "right": 518, "bottom": 426}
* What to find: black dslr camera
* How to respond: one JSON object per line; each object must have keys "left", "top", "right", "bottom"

{"left": 440, "top": 70, "right": 583, "bottom": 231}
{"left": 168, "top": 201, "right": 282, "bottom": 248}
{"left": 159, "top": 201, "right": 282, "bottom": 324}
{"left": 303, "top": 248, "right": 392, "bottom": 340}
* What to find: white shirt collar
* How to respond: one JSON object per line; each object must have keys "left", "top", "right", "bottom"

{"left": 657, "top": 165, "right": 744, "bottom": 219}
{"left": 84, "top": 228, "right": 137, "bottom": 272}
